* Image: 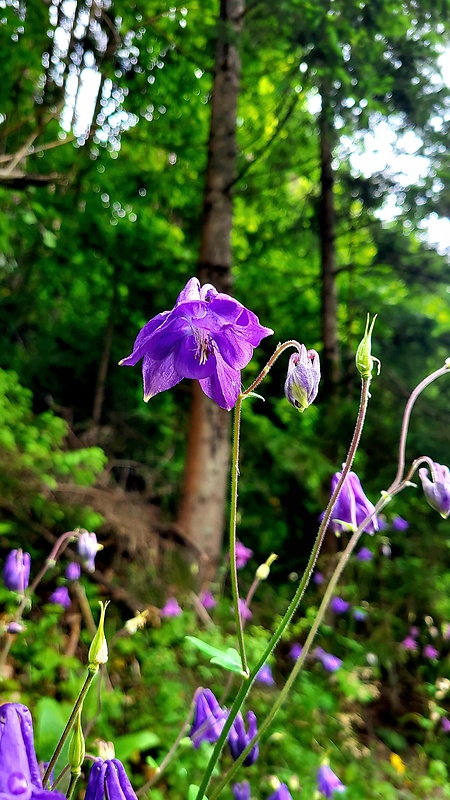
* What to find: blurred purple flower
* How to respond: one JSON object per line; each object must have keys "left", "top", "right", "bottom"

{"left": 160, "top": 597, "right": 182, "bottom": 618}
{"left": 325, "top": 471, "right": 379, "bottom": 535}
{"left": 289, "top": 643, "right": 303, "bottom": 661}
{"left": 441, "top": 717, "right": 450, "bottom": 733}
{"left": 409, "top": 627, "right": 419, "bottom": 637}
{"left": 119, "top": 277, "right": 273, "bottom": 411}
{"left": 316, "top": 648, "right": 343, "bottom": 673}
{"left": 401, "top": 636, "right": 418, "bottom": 652}
{"left": 189, "top": 689, "right": 228, "bottom": 748}
{"left": 331, "top": 597, "right": 350, "bottom": 614}
{"left": 233, "top": 599, "right": 252, "bottom": 621}
{"left": 235, "top": 541, "right": 253, "bottom": 569}
{"left": 77, "top": 531, "right": 99, "bottom": 573}
{"left": 233, "top": 782, "right": 251, "bottom": 800}
{"left": 423, "top": 644, "right": 439, "bottom": 659}
{"left": 314, "top": 571, "right": 324, "bottom": 585}
{"left": 199, "top": 590, "right": 216, "bottom": 610}
{"left": 256, "top": 664, "right": 275, "bottom": 685}
{"left": 267, "top": 784, "right": 293, "bottom": 800}
{"left": 284, "top": 345, "right": 320, "bottom": 412}
{"left": 392, "top": 516, "right": 409, "bottom": 531}
{"left": 0, "top": 703, "right": 66, "bottom": 800}
{"left": 65, "top": 562, "right": 81, "bottom": 581}
{"left": 356, "top": 547, "right": 373, "bottom": 562}
{"left": 228, "top": 710, "right": 258, "bottom": 766}
{"left": 85, "top": 758, "right": 138, "bottom": 800}
{"left": 353, "top": 609, "right": 367, "bottom": 622}
{"left": 7, "top": 622, "right": 24, "bottom": 634}
{"left": 317, "top": 764, "right": 346, "bottom": 797}
{"left": 3, "top": 550, "right": 31, "bottom": 593}
{"left": 419, "top": 462, "right": 450, "bottom": 518}
{"left": 49, "top": 586, "right": 71, "bottom": 609}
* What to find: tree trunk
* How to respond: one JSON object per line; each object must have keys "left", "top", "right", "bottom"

{"left": 319, "top": 85, "right": 341, "bottom": 393}
{"left": 176, "top": 0, "right": 244, "bottom": 577}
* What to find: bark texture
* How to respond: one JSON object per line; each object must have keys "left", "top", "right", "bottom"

{"left": 176, "top": 0, "right": 244, "bottom": 576}
{"left": 319, "top": 87, "right": 341, "bottom": 393}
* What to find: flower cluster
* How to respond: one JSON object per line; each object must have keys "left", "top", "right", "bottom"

{"left": 189, "top": 689, "right": 258, "bottom": 765}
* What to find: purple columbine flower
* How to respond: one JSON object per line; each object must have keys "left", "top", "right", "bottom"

{"left": 401, "top": 636, "right": 418, "bottom": 652}
{"left": 232, "top": 782, "right": 251, "bottom": 800}
{"left": 189, "top": 689, "right": 228, "bottom": 748}
{"left": 317, "top": 764, "right": 346, "bottom": 797}
{"left": 0, "top": 703, "right": 66, "bottom": 800}
{"left": 442, "top": 717, "right": 450, "bottom": 733}
{"left": 316, "top": 647, "right": 343, "bottom": 673}
{"left": 77, "top": 531, "right": 99, "bottom": 572}
{"left": 423, "top": 644, "right": 439, "bottom": 659}
{"left": 234, "top": 599, "right": 252, "bottom": 621}
{"left": 65, "top": 562, "right": 81, "bottom": 581}
{"left": 314, "top": 571, "right": 324, "bottom": 585}
{"left": 7, "top": 622, "right": 24, "bottom": 634}
{"left": 49, "top": 586, "right": 71, "bottom": 609}
{"left": 3, "top": 550, "right": 31, "bottom": 593}
{"left": 199, "top": 590, "right": 217, "bottom": 610}
{"left": 356, "top": 546, "right": 373, "bottom": 562}
{"left": 392, "top": 516, "right": 409, "bottom": 531}
{"left": 256, "top": 664, "right": 275, "bottom": 685}
{"left": 160, "top": 597, "right": 182, "bottom": 618}
{"left": 331, "top": 596, "right": 350, "bottom": 614}
{"left": 119, "top": 277, "right": 273, "bottom": 411}
{"left": 353, "top": 608, "right": 367, "bottom": 621}
{"left": 267, "top": 783, "right": 294, "bottom": 800}
{"left": 419, "top": 463, "right": 450, "bottom": 519}
{"left": 235, "top": 541, "right": 253, "bottom": 569}
{"left": 228, "top": 710, "right": 259, "bottom": 766}
{"left": 290, "top": 643, "right": 303, "bottom": 661}
{"left": 325, "top": 471, "right": 379, "bottom": 535}
{"left": 284, "top": 345, "right": 320, "bottom": 412}
{"left": 85, "top": 759, "right": 138, "bottom": 800}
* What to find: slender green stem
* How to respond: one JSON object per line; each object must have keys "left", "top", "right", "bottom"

{"left": 66, "top": 772, "right": 80, "bottom": 800}
{"left": 229, "top": 394, "right": 248, "bottom": 677}
{"left": 195, "top": 377, "right": 372, "bottom": 800}
{"left": 43, "top": 669, "right": 98, "bottom": 785}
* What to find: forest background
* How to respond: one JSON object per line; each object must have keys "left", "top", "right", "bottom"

{"left": 2, "top": 0, "right": 450, "bottom": 797}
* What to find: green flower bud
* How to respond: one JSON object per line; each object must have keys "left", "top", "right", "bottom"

{"left": 256, "top": 553, "right": 278, "bottom": 581}
{"left": 68, "top": 710, "right": 85, "bottom": 775}
{"left": 355, "top": 314, "right": 379, "bottom": 379}
{"left": 88, "top": 601, "right": 109, "bottom": 669}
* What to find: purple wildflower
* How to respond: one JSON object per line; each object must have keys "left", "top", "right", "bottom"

{"left": 441, "top": 717, "right": 450, "bottom": 733}
{"left": 77, "top": 531, "right": 99, "bottom": 573}
{"left": 409, "top": 626, "right": 419, "bottom": 638}
{"left": 235, "top": 541, "right": 253, "bottom": 569}
{"left": 65, "top": 562, "right": 81, "bottom": 581}
{"left": 289, "top": 643, "right": 303, "bottom": 661}
{"left": 392, "top": 516, "right": 409, "bottom": 531}
{"left": 228, "top": 711, "right": 259, "bottom": 766}
{"left": 353, "top": 608, "right": 367, "bottom": 621}
{"left": 314, "top": 571, "right": 324, "bottom": 585}
{"left": 160, "top": 598, "right": 182, "bottom": 618}
{"left": 401, "top": 636, "right": 418, "bottom": 652}
{"left": 49, "top": 586, "right": 71, "bottom": 609}
{"left": 199, "top": 590, "right": 217, "bottom": 610}
{"left": 284, "top": 345, "right": 320, "bottom": 412}
{"left": 419, "top": 462, "right": 450, "bottom": 518}
{"left": 3, "top": 550, "right": 31, "bottom": 593}
{"left": 7, "top": 622, "right": 24, "bottom": 634}
{"left": 356, "top": 547, "right": 373, "bottom": 562}
{"left": 85, "top": 758, "right": 138, "bottom": 800}
{"left": 234, "top": 599, "right": 252, "bottom": 621}
{"left": 315, "top": 647, "right": 343, "bottom": 673}
{"left": 256, "top": 664, "right": 275, "bottom": 685}
{"left": 233, "top": 782, "right": 251, "bottom": 800}
{"left": 267, "top": 784, "right": 293, "bottom": 800}
{"left": 317, "top": 764, "right": 346, "bottom": 797}
{"left": 0, "top": 703, "right": 66, "bottom": 800}
{"left": 119, "top": 277, "right": 273, "bottom": 411}
{"left": 189, "top": 689, "right": 228, "bottom": 748}
{"left": 423, "top": 644, "right": 439, "bottom": 659}
{"left": 331, "top": 596, "right": 350, "bottom": 614}
{"left": 325, "top": 471, "right": 379, "bottom": 535}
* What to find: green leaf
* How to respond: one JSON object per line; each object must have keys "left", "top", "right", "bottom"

{"left": 188, "top": 786, "right": 208, "bottom": 800}
{"left": 186, "top": 636, "right": 245, "bottom": 675}
{"left": 113, "top": 730, "right": 160, "bottom": 763}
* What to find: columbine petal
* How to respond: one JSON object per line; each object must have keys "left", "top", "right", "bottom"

{"left": 173, "top": 337, "right": 217, "bottom": 379}
{"left": 199, "top": 350, "right": 242, "bottom": 411}
{"left": 119, "top": 312, "right": 171, "bottom": 366}
{"left": 142, "top": 352, "right": 182, "bottom": 401}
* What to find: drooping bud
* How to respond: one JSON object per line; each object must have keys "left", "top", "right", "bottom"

{"left": 419, "top": 462, "right": 450, "bottom": 518}
{"left": 88, "top": 601, "right": 109, "bottom": 670}
{"left": 77, "top": 531, "right": 101, "bottom": 573}
{"left": 255, "top": 553, "right": 278, "bottom": 581}
{"left": 68, "top": 710, "right": 85, "bottom": 775}
{"left": 3, "top": 550, "right": 31, "bottom": 593}
{"left": 355, "top": 314, "right": 379, "bottom": 379}
{"left": 284, "top": 345, "right": 320, "bottom": 412}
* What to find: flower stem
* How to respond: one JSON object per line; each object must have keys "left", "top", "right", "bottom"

{"left": 43, "top": 669, "right": 98, "bottom": 786}
{"left": 229, "top": 394, "right": 249, "bottom": 677}
{"left": 66, "top": 773, "right": 80, "bottom": 800}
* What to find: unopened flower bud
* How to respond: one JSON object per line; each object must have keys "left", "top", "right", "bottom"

{"left": 355, "top": 314, "right": 379, "bottom": 379}
{"left": 3, "top": 550, "right": 31, "bottom": 593}
{"left": 88, "top": 601, "right": 109, "bottom": 670}
{"left": 256, "top": 553, "right": 278, "bottom": 581}
{"left": 419, "top": 462, "right": 450, "bottom": 518}
{"left": 284, "top": 345, "right": 320, "bottom": 412}
{"left": 68, "top": 710, "right": 85, "bottom": 775}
